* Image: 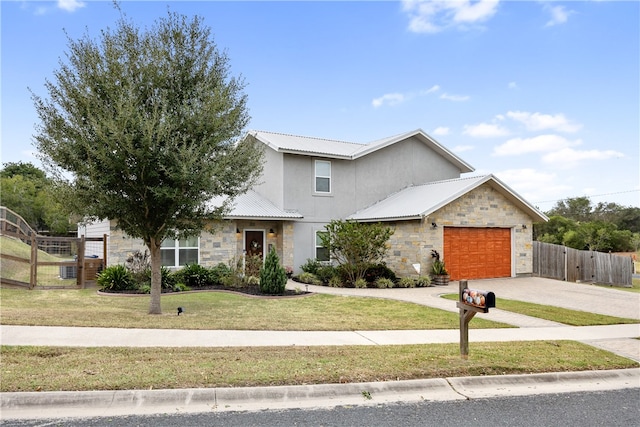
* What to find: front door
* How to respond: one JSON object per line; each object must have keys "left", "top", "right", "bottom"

{"left": 245, "top": 230, "right": 265, "bottom": 259}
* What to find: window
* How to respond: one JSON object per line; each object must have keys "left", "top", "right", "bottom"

{"left": 161, "top": 236, "right": 199, "bottom": 267}
{"left": 315, "top": 160, "right": 331, "bottom": 193}
{"left": 315, "top": 231, "right": 329, "bottom": 262}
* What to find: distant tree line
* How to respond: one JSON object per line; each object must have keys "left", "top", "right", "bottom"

{"left": 0, "top": 161, "right": 76, "bottom": 236}
{"left": 534, "top": 197, "right": 640, "bottom": 253}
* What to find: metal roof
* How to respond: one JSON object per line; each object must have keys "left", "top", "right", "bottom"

{"left": 206, "top": 190, "right": 303, "bottom": 220}
{"left": 247, "top": 129, "right": 475, "bottom": 173}
{"left": 347, "top": 175, "right": 548, "bottom": 223}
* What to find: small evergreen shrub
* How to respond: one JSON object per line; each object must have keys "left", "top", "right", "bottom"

{"left": 416, "top": 276, "right": 432, "bottom": 287}
{"left": 300, "top": 258, "right": 322, "bottom": 275}
{"left": 259, "top": 247, "right": 287, "bottom": 295}
{"left": 328, "top": 276, "right": 343, "bottom": 287}
{"left": 316, "top": 265, "right": 337, "bottom": 284}
{"left": 172, "top": 264, "right": 211, "bottom": 288}
{"left": 97, "top": 265, "right": 136, "bottom": 292}
{"left": 296, "top": 272, "right": 322, "bottom": 285}
{"left": 364, "top": 264, "right": 397, "bottom": 283}
{"left": 354, "top": 278, "right": 368, "bottom": 288}
{"left": 375, "top": 277, "right": 394, "bottom": 288}
{"left": 210, "top": 263, "right": 231, "bottom": 286}
{"left": 140, "top": 266, "right": 177, "bottom": 291}
{"left": 397, "top": 277, "right": 416, "bottom": 288}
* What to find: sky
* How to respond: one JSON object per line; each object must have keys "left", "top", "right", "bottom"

{"left": 1, "top": 0, "right": 639, "bottom": 213}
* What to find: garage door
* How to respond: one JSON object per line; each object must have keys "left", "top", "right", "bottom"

{"left": 443, "top": 227, "right": 511, "bottom": 280}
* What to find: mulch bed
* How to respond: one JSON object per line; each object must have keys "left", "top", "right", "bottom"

{"left": 98, "top": 284, "right": 311, "bottom": 298}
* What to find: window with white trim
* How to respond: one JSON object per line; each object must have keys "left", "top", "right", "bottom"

{"left": 315, "top": 160, "right": 331, "bottom": 193}
{"left": 315, "top": 231, "right": 329, "bottom": 262}
{"left": 161, "top": 236, "right": 199, "bottom": 267}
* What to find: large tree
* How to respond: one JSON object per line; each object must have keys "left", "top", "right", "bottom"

{"left": 32, "top": 10, "right": 263, "bottom": 314}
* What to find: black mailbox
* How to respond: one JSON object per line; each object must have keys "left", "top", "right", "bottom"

{"left": 461, "top": 288, "right": 495, "bottom": 312}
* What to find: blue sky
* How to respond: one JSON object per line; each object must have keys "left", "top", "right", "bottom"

{"left": 2, "top": 0, "right": 639, "bottom": 212}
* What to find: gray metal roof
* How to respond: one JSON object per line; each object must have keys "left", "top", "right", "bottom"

{"left": 247, "top": 129, "right": 474, "bottom": 173}
{"left": 207, "top": 190, "right": 303, "bottom": 220}
{"left": 347, "top": 175, "right": 548, "bottom": 223}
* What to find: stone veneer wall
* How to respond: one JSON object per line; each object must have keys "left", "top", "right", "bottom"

{"left": 384, "top": 183, "right": 534, "bottom": 278}
{"left": 108, "top": 220, "right": 293, "bottom": 270}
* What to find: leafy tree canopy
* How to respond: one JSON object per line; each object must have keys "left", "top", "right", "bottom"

{"left": 31, "top": 8, "right": 263, "bottom": 313}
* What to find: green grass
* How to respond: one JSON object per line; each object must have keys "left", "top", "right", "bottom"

{"left": 0, "top": 288, "right": 511, "bottom": 330}
{"left": 2, "top": 341, "right": 636, "bottom": 392}
{"left": 441, "top": 294, "right": 638, "bottom": 326}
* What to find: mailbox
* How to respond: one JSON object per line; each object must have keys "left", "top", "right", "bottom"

{"left": 461, "top": 288, "right": 495, "bottom": 312}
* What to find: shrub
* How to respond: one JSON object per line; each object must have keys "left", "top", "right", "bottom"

{"left": 397, "top": 277, "right": 416, "bottom": 288}
{"left": 210, "top": 263, "right": 231, "bottom": 286}
{"left": 364, "top": 263, "right": 397, "bottom": 283}
{"left": 375, "top": 277, "right": 394, "bottom": 289}
{"left": 328, "top": 276, "right": 343, "bottom": 287}
{"left": 139, "top": 266, "right": 176, "bottom": 291}
{"left": 259, "top": 247, "right": 288, "bottom": 295}
{"left": 296, "top": 272, "right": 322, "bottom": 285}
{"left": 316, "top": 265, "right": 337, "bottom": 284}
{"left": 416, "top": 276, "right": 432, "bottom": 287}
{"left": 97, "top": 265, "right": 136, "bottom": 292}
{"left": 125, "top": 250, "right": 150, "bottom": 284}
{"left": 354, "top": 278, "right": 368, "bottom": 288}
{"left": 245, "top": 254, "right": 263, "bottom": 278}
{"left": 300, "top": 258, "right": 322, "bottom": 275}
{"left": 173, "top": 264, "right": 212, "bottom": 288}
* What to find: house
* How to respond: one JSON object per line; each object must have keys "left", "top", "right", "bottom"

{"left": 79, "top": 129, "right": 548, "bottom": 280}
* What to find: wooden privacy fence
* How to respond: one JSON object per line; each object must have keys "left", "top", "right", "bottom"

{"left": 0, "top": 206, "right": 106, "bottom": 289}
{"left": 533, "top": 241, "right": 633, "bottom": 287}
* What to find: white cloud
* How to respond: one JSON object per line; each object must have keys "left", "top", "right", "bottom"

{"left": 432, "top": 126, "right": 450, "bottom": 136}
{"left": 372, "top": 93, "right": 405, "bottom": 108}
{"left": 453, "top": 145, "right": 474, "bottom": 153}
{"left": 402, "top": 0, "right": 500, "bottom": 33}
{"left": 463, "top": 123, "right": 509, "bottom": 138}
{"left": 58, "top": 0, "right": 86, "bottom": 12}
{"left": 420, "top": 85, "right": 440, "bottom": 95}
{"left": 493, "top": 134, "right": 581, "bottom": 156}
{"left": 545, "top": 5, "right": 572, "bottom": 27}
{"left": 494, "top": 168, "right": 571, "bottom": 204}
{"left": 506, "top": 111, "right": 582, "bottom": 133}
{"left": 508, "top": 81, "right": 518, "bottom": 89}
{"left": 542, "top": 148, "right": 624, "bottom": 168}
{"left": 440, "top": 93, "right": 470, "bottom": 102}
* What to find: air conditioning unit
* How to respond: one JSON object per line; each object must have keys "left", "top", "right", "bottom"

{"left": 59, "top": 265, "right": 77, "bottom": 279}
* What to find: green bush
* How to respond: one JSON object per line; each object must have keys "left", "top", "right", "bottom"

{"left": 300, "top": 258, "right": 322, "bottom": 275}
{"left": 296, "top": 272, "right": 322, "bottom": 286}
{"left": 173, "top": 264, "right": 212, "bottom": 288}
{"left": 397, "top": 277, "right": 416, "bottom": 288}
{"left": 354, "top": 278, "right": 368, "bottom": 288}
{"left": 375, "top": 277, "right": 394, "bottom": 289}
{"left": 245, "top": 254, "right": 263, "bottom": 278}
{"left": 97, "top": 265, "right": 136, "bottom": 292}
{"left": 416, "top": 276, "right": 432, "bottom": 287}
{"left": 364, "top": 263, "right": 397, "bottom": 283}
{"left": 328, "top": 276, "right": 343, "bottom": 287}
{"left": 316, "top": 265, "right": 337, "bottom": 283}
{"left": 259, "top": 247, "right": 287, "bottom": 295}
{"left": 210, "top": 263, "right": 231, "bottom": 286}
{"left": 139, "top": 266, "right": 177, "bottom": 291}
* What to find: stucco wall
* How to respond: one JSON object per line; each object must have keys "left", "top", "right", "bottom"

{"left": 385, "top": 183, "right": 534, "bottom": 278}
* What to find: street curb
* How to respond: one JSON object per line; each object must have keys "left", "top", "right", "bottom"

{"left": 2, "top": 368, "right": 639, "bottom": 420}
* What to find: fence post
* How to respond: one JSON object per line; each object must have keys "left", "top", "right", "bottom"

{"left": 103, "top": 234, "right": 108, "bottom": 269}
{"left": 78, "top": 236, "right": 85, "bottom": 289}
{"left": 30, "top": 235, "right": 37, "bottom": 289}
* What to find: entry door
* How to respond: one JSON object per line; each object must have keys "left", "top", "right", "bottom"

{"left": 245, "top": 230, "right": 265, "bottom": 259}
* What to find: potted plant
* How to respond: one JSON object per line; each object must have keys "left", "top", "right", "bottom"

{"left": 429, "top": 250, "right": 450, "bottom": 286}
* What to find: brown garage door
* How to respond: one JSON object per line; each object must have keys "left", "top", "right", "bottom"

{"left": 443, "top": 227, "right": 511, "bottom": 280}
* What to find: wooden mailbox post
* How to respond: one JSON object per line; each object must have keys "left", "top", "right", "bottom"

{"left": 456, "top": 280, "right": 495, "bottom": 359}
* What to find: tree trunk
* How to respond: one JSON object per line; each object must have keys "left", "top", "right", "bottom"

{"left": 148, "top": 237, "right": 162, "bottom": 314}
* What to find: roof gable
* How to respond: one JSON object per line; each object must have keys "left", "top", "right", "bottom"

{"left": 347, "top": 175, "right": 548, "bottom": 223}
{"left": 247, "top": 129, "right": 474, "bottom": 173}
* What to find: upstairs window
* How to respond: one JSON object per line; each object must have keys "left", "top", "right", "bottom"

{"left": 315, "top": 160, "right": 331, "bottom": 193}
{"left": 315, "top": 231, "right": 329, "bottom": 262}
{"left": 161, "top": 236, "right": 199, "bottom": 267}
